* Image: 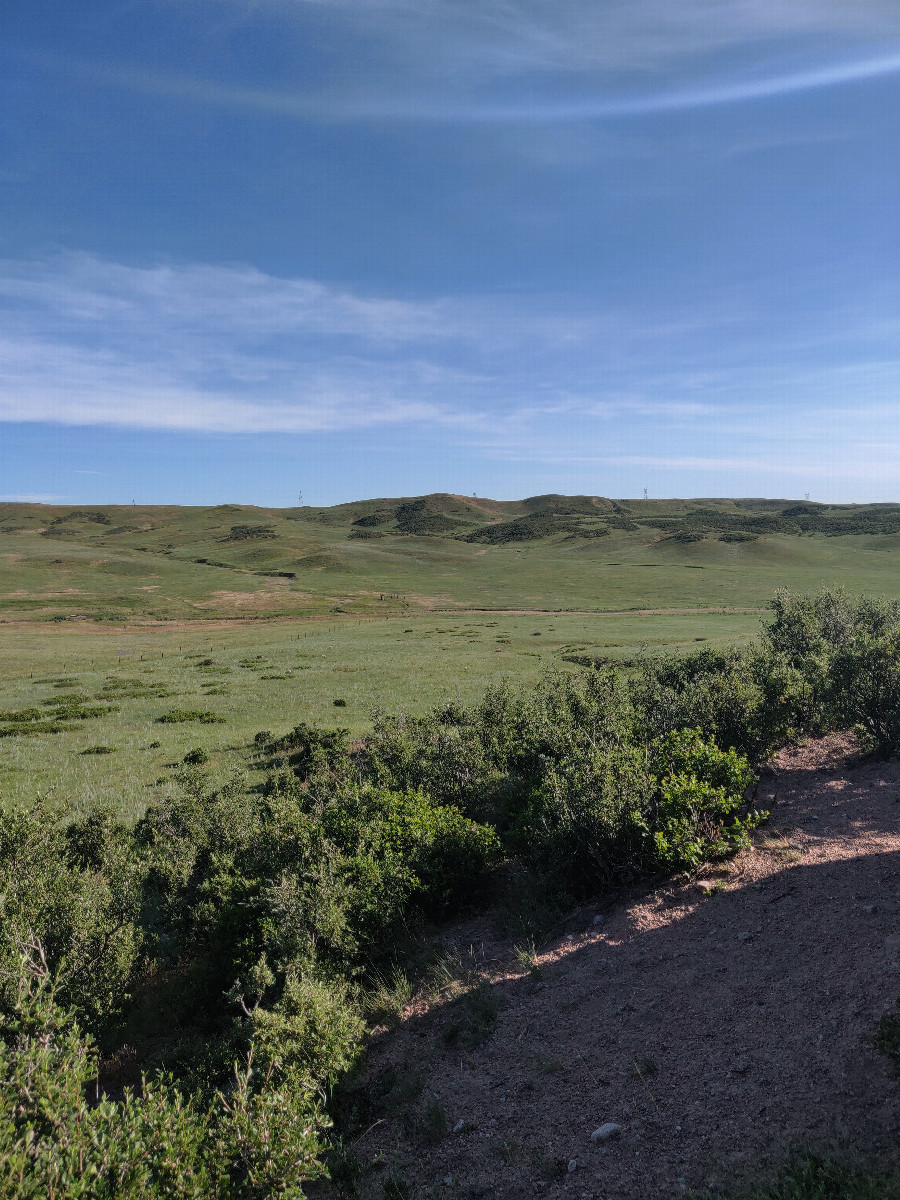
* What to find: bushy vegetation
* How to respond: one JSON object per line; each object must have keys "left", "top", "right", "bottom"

{"left": 3, "top": 589, "right": 900, "bottom": 1194}
{"left": 0, "top": 775, "right": 498, "bottom": 1196}
{"left": 729, "top": 1154, "right": 900, "bottom": 1199}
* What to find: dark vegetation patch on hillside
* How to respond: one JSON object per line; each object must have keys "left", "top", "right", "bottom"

{"left": 3, "top": 590, "right": 900, "bottom": 1193}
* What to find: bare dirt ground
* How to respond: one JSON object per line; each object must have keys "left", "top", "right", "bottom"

{"left": 350, "top": 734, "right": 900, "bottom": 1199}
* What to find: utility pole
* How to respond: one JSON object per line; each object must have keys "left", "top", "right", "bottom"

{"left": 297, "top": 492, "right": 303, "bottom": 507}
{"left": 643, "top": 487, "right": 648, "bottom": 501}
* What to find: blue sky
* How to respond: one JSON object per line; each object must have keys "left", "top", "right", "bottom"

{"left": 1, "top": 1, "right": 899, "bottom": 506}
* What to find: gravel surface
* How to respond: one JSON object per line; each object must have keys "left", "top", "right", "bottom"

{"left": 346, "top": 734, "right": 900, "bottom": 1199}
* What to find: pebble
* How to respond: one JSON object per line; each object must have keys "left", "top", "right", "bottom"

{"left": 590, "top": 1123, "right": 622, "bottom": 1142}
{"left": 592, "top": 914, "right": 605, "bottom": 925}
{"left": 443, "top": 1176, "right": 455, "bottom": 1187}
{"left": 452, "top": 1120, "right": 465, "bottom": 1134}
{"left": 863, "top": 905, "right": 877, "bottom": 914}
{"left": 568, "top": 1159, "right": 578, "bottom": 1173}
{"left": 738, "top": 932, "right": 753, "bottom": 942}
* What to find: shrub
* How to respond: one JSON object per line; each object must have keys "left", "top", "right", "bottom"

{"left": 831, "top": 627, "right": 900, "bottom": 758}
{"left": 157, "top": 709, "right": 227, "bottom": 724}
{"left": 0, "top": 956, "right": 329, "bottom": 1199}
{"left": 264, "top": 722, "right": 351, "bottom": 781}
{"left": 0, "top": 804, "right": 143, "bottom": 1028}
{"left": 183, "top": 747, "right": 210, "bottom": 765}
{"left": 249, "top": 970, "right": 363, "bottom": 1086}
{"left": 219, "top": 524, "right": 277, "bottom": 542}
{"left": 763, "top": 589, "right": 900, "bottom": 756}
{"left": 645, "top": 729, "right": 761, "bottom": 870}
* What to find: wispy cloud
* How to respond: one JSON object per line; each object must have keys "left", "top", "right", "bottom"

{"left": 1, "top": 251, "right": 899, "bottom": 500}
{"left": 53, "top": 46, "right": 900, "bottom": 123}
{"left": 278, "top": 0, "right": 900, "bottom": 75}
{"left": 25, "top": 0, "right": 900, "bottom": 126}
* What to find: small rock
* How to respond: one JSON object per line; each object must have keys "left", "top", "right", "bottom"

{"left": 863, "top": 905, "right": 877, "bottom": 914}
{"left": 568, "top": 1159, "right": 578, "bottom": 1173}
{"left": 590, "top": 1123, "right": 622, "bottom": 1142}
{"left": 443, "top": 1176, "right": 455, "bottom": 1187}
{"left": 453, "top": 1120, "right": 465, "bottom": 1134}
{"left": 592, "top": 914, "right": 605, "bottom": 925}
{"left": 696, "top": 880, "right": 717, "bottom": 893}
{"left": 535, "top": 981, "right": 546, "bottom": 991}
{"left": 738, "top": 931, "right": 752, "bottom": 942}
{"left": 565, "top": 933, "right": 575, "bottom": 942}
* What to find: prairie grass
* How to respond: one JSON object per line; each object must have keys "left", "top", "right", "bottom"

{"left": 0, "top": 610, "right": 756, "bottom": 818}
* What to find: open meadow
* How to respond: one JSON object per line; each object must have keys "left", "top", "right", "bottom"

{"left": 0, "top": 608, "right": 758, "bottom": 818}
{"left": 3, "top": 493, "right": 900, "bottom": 818}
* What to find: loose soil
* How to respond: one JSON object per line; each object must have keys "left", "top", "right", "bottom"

{"left": 347, "top": 734, "right": 900, "bottom": 1198}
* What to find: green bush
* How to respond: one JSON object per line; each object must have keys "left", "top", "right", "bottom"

{"left": 645, "top": 729, "right": 761, "bottom": 870}
{"left": 157, "top": 710, "right": 227, "bottom": 724}
{"left": 0, "top": 957, "right": 329, "bottom": 1199}
{"left": 832, "top": 627, "right": 900, "bottom": 758}
{"left": 763, "top": 589, "right": 900, "bottom": 757}
{"left": 0, "top": 804, "right": 143, "bottom": 1028}
{"left": 249, "top": 970, "right": 363, "bottom": 1086}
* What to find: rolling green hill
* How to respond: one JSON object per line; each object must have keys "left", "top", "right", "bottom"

{"left": 2, "top": 491, "right": 899, "bottom": 817}
{"left": 2, "top": 493, "right": 900, "bottom": 624}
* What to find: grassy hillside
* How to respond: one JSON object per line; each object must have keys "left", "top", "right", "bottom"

{"left": 3, "top": 493, "right": 900, "bottom": 623}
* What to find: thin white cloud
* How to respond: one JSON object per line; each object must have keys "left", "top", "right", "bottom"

{"left": 29, "top": 0, "right": 900, "bottom": 127}
{"left": 0, "top": 333, "right": 483, "bottom": 434}
{"left": 64, "top": 47, "right": 900, "bottom": 122}
{"left": 0, "top": 252, "right": 450, "bottom": 343}
{"left": 0, "top": 493, "right": 67, "bottom": 503}
{"left": 277, "top": 0, "right": 900, "bottom": 74}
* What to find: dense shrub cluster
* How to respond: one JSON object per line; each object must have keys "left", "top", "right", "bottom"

{"left": 3, "top": 590, "right": 900, "bottom": 1194}
{"left": 0, "top": 774, "right": 498, "bottom": 1196}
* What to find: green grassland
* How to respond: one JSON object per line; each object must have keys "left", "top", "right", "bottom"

{"left": 0, "top": 608, "right": 758, "bottom": 818}
{"left": 2, "top": 491, "right": 899, "bottom": 817}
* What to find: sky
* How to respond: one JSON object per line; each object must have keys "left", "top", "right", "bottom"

{"left": 1, "top": 1, "right": 899, "bottom": 506}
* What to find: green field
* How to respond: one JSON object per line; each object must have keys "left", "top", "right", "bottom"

{"left": 0, "top": 608, "right": 759, "bottom": 818}
{"left": 2, "top": 491, "right": 899, "bottom": 817}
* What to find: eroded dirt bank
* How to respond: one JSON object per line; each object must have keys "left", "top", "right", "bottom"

{"left": 348, "top": 734, "right": 900, "bottom": 1199}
